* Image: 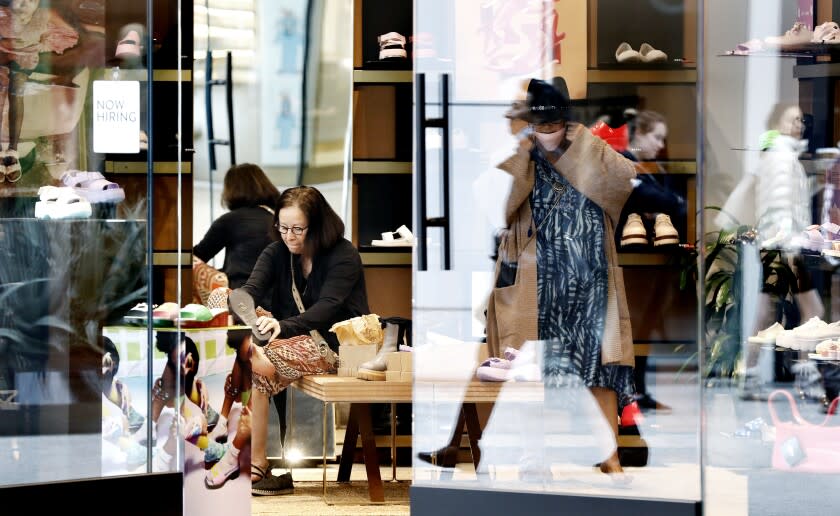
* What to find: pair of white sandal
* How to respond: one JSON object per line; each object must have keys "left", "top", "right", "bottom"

{"left": 34, "top": 186, "right": 92, "bottom": 219}
{"left": 615, "top": 42, "right": 668, "bottom": 63}
{"left": 371, "top": 224, "right": 414, "bottom": 246}
{"left": 0, "top": 149, "right": 21, "bottom": 183}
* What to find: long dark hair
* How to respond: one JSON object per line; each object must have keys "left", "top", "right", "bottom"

{"left": 272, "top": 186, "right": 344, "bottom": 257}
{"left": 221, "top": 163, "right": 281, "bottom": 210}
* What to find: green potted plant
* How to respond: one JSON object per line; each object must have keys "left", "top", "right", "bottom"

{"left": 680, "top": 209, "right": 799, "bottom": 379}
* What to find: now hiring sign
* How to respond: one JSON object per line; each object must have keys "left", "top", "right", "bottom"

{"left": 92, "top": 80, "right": 141, "bottom": 154}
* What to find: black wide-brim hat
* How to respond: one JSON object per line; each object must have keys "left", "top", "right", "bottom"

{"left": 522, "top": 77, "right": 572, "bottom": 124}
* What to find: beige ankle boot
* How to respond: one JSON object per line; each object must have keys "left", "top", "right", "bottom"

{"left": 357, "top": 322, "right": 400, "bottom": 381}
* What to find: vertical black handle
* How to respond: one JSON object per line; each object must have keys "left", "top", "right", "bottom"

{"left": 416, "top": 73, "right": 429, "bottom": 270}
{"left": 439, "top": 74, "right": 451, "bottom": 271}
{"left": 205, "top": 50, "right": 216, "bottom": 172}
{"left": 415, "top": 73, "right": 452, "bottom": 271}
{"left": 225, "top": 51, "right": 236, "bottom": 165}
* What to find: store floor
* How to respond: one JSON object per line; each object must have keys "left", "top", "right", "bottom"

{"left": 251, "top": 465, "right": 410, "bottom": 515}
{"left": 3, "top": 371, "right": 839, "bottom": 515}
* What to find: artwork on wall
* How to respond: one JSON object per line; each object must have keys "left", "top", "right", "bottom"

{"left": 260, "top": 1, "right": 307, "bottom": 166}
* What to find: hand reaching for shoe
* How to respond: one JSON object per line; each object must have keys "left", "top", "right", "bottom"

{"left": 256, "top": 316, "right": 281, "bottom": 341}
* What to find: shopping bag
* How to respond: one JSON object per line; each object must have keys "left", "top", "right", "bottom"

{"left": 768, "top": 389, "right": 840, "bottom": 473}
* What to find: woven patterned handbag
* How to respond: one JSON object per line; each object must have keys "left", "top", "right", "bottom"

{"left": 192, "top": 256, "right": 229, "bottom": 305}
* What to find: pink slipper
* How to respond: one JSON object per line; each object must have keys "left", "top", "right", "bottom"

{"left": 476, "top": 357, "right": 511, "bottom": 382}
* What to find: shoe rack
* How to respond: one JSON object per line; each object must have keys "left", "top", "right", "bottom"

{"left": 351, "top": 0, "right": 413, "bottom": 319}
{"left": 101, "top": 0, "right": 194, "bottom": 306}
{"left": 586, "top": 0, "right": 699, "bottom": 351}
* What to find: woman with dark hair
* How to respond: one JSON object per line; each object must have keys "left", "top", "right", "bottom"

{"left": 193, "top": 163, "right": 282, "bottom": 290}
{"left": 211, "top": 185, "right": 370, "bottom": 495}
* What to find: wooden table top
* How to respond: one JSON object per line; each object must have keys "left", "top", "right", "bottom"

{"left": 291, "top": 374, "right": 545, "bottom": 403}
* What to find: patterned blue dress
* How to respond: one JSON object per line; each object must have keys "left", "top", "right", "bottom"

{"left": 531, "top": 149, "right": 635, "bottom": 408}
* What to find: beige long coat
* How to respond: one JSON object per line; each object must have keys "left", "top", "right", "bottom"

{"left": 486, "top": 124, "right": 637, "bottom": 367}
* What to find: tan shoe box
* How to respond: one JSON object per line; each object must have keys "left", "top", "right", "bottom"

{"left": 338, "top": 344, "right": 377, "bottom": 376}
{"left": 385, "top": 371, "right": 403, "bottom": 382}
{"left": 400, "top": 351, "right": 413, "bottom": 372}
{"left": 385, "top": 352, "right": 403, "bottom": 372}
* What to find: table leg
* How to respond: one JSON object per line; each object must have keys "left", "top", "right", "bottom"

{"left": 337, "top": 402, "right": 359, "bottom": 482}
{"left": 389, "top": 402, "right": 398, "bottom": 482}
{"left": 355, "top": 403, "right": 385, "bottom": 502}
{"left": 288, "top": 389, "right": 295, "bottom": 475}
{"left": 463, "top": 403, "right": 483, "bottom": 469}
{"left": 322, "top": 401, "right": 327, "bottom": 497}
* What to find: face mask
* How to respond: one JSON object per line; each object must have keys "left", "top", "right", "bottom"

{"left": 534, "top": 129, "right": 565, "bottom": 151}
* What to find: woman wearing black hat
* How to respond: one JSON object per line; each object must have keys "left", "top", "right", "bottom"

{"left": 486, "top": 77, "right": 638, "bottom": 480}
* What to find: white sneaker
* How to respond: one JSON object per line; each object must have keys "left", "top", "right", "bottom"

{"left": 776, "top": 317, "right": 828, "bottom": 350}
{"left": 653, "top": 214, "right": 680, "bottom": 246}
{"left": 620, "top": 213, "right": 648, "bottom": 246}
{"left": 797, "top": 320, "right": 840, "bottom": 352}
{"left": 747, "top": 322, "right": 785, "bottom": 344}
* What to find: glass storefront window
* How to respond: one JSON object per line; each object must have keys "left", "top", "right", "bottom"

{"left": 412, "top": 0, "right": 702, "bottom": 511}
{"left": 703, "top": 1, "right": 840, "bottom": 514}
{"left": 0, "top": 0, "right": 187, "bottom": 491}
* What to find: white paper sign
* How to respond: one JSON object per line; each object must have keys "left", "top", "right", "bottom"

{"left": 93, "top": 80, "right": 140, "bottom": 153}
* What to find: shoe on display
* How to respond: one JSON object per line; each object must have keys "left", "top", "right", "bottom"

{"left": 371, "top": 224, "right": 414, "bottom": 247}
{"left": 378, "top": 32, "right": 407, "bottom": 60}
{"left": 615, "top": 42, "right": 641, "bottom": 63}
{"left": 653, "top": 214, "right": 679, "bottom": 246}
{"left": 115, "top": 29, "right": 142, "bottom": 59}
{"left": 475, "top": 356, "right": 512, "bottom": 382}
{"left": 812, "top": 21, "right": 840, "bottom": 43}
{"left": 764, "top": 22, "right": 813, "bottom": 47}
{"left": 357, "top": 320, "right": 400, "bottom": 381}
{"left": 747, "top": 322, "right": 785, "bottom": 344}
{"left": 620, "top": 213, "right": 648, "bottom": 247}
{"left": 61, "top": 170, "right": 126, "bottom": 204}
{"left": 775, "top": 317, "right": 840, "bottom": 352}
{"left": 638, "top": 43, "right": 667, "bottom": 63}
{"left": 34, "top": 186, "right": 93, "bottom": 220}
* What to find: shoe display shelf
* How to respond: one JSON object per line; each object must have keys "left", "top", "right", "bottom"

{"left": 351, "top": 0, "right": 413, "bottom": 316}
{"left": 587, "top": 0, "right": 700, "bottom": 366}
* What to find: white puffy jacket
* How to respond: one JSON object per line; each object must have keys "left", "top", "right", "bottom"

{"left": 754, "top": 135, "right": 810, "bottom": 238}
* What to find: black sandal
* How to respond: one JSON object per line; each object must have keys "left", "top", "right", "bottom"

{"left": 251, "top": 463, "right": 268, "bottom": 483}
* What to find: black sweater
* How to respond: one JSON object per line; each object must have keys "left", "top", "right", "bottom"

{"left": 240, "top": 238, "right": 370, "bottom": 352}
{"left": 193, "top": 206, "right": 275, "bottom": 289}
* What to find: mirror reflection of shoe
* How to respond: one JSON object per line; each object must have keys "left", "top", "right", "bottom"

{"left": 416, "top": 445, "right": 459, "bottom": 468}
{"left": 634, "top": 393, "right": 671, "bottom": 412}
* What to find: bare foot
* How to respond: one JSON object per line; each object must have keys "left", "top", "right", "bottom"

{"left": 599, "top": 458, "right": 632, "bottom": 485}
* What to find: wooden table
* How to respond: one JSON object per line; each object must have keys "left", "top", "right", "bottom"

{"left": 290, "top": 375, "right": 545, "bottom": 502}
{"left": 291, "top": 375, "right": 411, "bottom": 502}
